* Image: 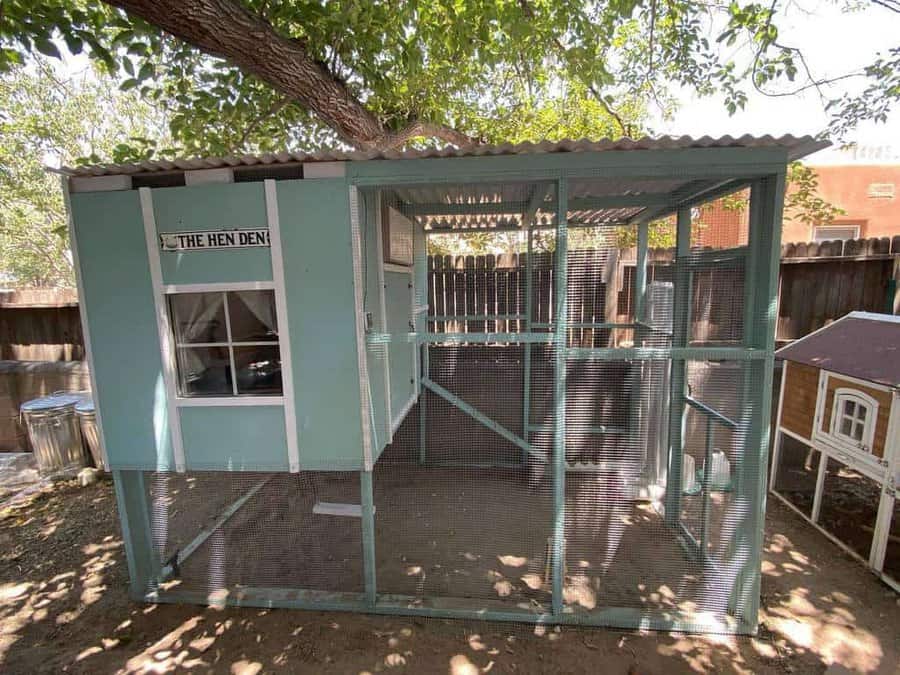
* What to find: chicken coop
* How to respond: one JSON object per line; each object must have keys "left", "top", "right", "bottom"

{"left": 62, "top": 135, "right": 825, "bottom": 634}
{"left": 771, "top": 312, "right": 899, "bottom": 590}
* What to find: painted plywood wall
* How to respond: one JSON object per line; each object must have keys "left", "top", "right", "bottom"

{"left": 71, "top": 177, "right": 371, "bottom": 472}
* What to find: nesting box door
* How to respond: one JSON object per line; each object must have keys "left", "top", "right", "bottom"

{"left": 813, "top": 370, "right": 893, "bottom": 475}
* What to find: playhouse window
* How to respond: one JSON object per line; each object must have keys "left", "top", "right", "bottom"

{"left": 168, "top": 290, "right": 282, "bottom": 397}
{"left": 831, "top": 389, "right": 876, "bottom": 451}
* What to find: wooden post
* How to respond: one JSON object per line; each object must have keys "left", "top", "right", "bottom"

{"left": 523, "top": 222, "right": 534, "bottom": 461}
{"left": 664, "top": 208, "right": 692, "bottom": 526}
{"left": 551, "top": 177, "right": 568, "bottom": 616}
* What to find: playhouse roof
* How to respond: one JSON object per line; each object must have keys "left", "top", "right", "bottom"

{"left": 60, "top": 134, "right": 827, "bottom": 178}
{"left": 775, "top": 312, "right": 900, "bottom": 388}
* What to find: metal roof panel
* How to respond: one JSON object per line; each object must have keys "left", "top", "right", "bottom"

{"left": 60, "top": 134, "right": 828, "bottom": 177}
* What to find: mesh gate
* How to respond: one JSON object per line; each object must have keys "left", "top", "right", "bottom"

{"left": 118, "top": 173, "right": 778, "bottom": 634}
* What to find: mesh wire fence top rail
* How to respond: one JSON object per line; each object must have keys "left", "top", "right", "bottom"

{"left": 119, "top": 173, "right": 781, "bottom": 634}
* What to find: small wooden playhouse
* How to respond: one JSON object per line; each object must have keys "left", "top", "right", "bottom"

{"left": 771, "top": 311, "right": 899, "bottom": 589}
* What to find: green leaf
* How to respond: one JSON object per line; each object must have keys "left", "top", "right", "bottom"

{"left": 34, "top": 38, "right": 61, "bottom": 59}
{"left": 138, "top": 62, "right": 155, "bottom": 81}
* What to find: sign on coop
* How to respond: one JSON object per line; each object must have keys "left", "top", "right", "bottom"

{"left": 159, "top": 228, "right": 271, "bottom": 252}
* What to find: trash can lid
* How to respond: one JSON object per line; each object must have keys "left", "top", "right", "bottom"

{"left": 74, "top": 395, "right": 95, "bottom": 413}
{"left": 20, "top": 393, "right": 83, "bottom": 413}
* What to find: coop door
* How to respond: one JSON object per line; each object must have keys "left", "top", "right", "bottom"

{"left": 385, "top": 270, "right": 415, "bottom": 432}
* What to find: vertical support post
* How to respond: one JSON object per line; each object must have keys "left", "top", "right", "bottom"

{"left": 735, "top": 172, "right": 786, "bottom": 627}
{"left": 418, "top": 342, "right": 429, "bottom": 465}
{"left": 551, "top": 177, "right": 568, "bottom": 616}
{"left": 112, "top": 470, "right": 160, "bottom": 599}
{"left": 871, "top": 392, "right": 900, "bottom": 571}
{"left": 374, "top": 191, "right": 393, "bottom": 443}
{"left": 360, "top": 470, "right": 377, "bottom": 607}
{"left": 699, "top": 416, "right": 713, "bottom": 554}
{"left": 522, "top": 221, "right": 534, "bottom": 463}
{"left": 769, "top": 361, "right": 788, "bottom": 489}
{"left": 634, "top": 220, "right": 649, "bottom": 324}
{"left": 664, "top": 208, "right": 692, "bottom": 526}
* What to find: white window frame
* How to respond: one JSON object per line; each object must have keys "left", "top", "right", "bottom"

{"left": 829, "top": 388, "right": 878, "bottom": 453}
{"left": 811, "top": 223, "right": 860, "bottom": 242}
{"left": 164, "top": 281, "right": 285, "bottom": 405}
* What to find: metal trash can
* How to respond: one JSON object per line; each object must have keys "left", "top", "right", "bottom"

{"left": 75, "top": 395, "right": 105, "bottom": 470}
{"left": 19, "top": 393, "right": 87, "bottom": 474}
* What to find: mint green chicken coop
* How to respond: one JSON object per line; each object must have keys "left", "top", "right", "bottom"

{"left": 63, "top": 135, "right": 826, "bottom": 633}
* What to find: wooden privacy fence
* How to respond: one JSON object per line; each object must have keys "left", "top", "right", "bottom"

{"left": 428, "top": 248, "right": 746, "bottom": 345}
{"left": 0, "top": 235, "right": 897, "bottom": 359}
{"left": 777, "top": 235, "right": 900, "bottom": 342}
{"left": 0, "top": 289, "right": 83, "bottom": 361}
{"left": 426, "top": 235, "right": 900, "bottom": 345}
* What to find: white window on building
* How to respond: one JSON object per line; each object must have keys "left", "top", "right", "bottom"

{"left": 168, "top": 290, "right": 282, "bottom": 397}
{"left": 812, "top": 224, "right": 860, "bottom": 242}
{"left": 831, "top": 388, "right": 877, "bottom": 452}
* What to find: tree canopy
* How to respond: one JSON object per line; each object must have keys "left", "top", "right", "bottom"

{"left": 0, "top": 59, "right": 167, "bottom": 286}
{"left": 1, "top": 0, "right": 896, "bottom": 156}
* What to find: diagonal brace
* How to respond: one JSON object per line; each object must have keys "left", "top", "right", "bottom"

{"left": 421, "top": 378, "right": 547, "bottom": 462}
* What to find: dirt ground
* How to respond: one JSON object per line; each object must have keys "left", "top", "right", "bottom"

{"left": 0, "top": 477, "right": 897, "bottom": 674}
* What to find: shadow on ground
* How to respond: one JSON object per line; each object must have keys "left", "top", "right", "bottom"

{"left": 0, "top": 479, "right": 896, "bottom": 674}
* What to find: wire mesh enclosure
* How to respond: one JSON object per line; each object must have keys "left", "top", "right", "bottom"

{"left": 109, "top": 160, "right": 789, "bottom": 635}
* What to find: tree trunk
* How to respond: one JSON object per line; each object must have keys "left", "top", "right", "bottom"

{"left": 104, "top": 0, "right": 474, "bottom": 150}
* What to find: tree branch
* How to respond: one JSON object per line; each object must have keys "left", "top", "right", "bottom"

{"left": 103, "top": 0, "right": 476, "bottom": 150}
{"left": 234, "top": 96, "right": 293, "bottom": 152}
{"left": 380, "top": 121, "right": 480, "bottom": 151}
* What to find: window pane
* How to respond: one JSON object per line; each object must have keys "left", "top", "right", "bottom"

{"left": 228, "top": 291, "right": 278, "bottom": 342}
{"left": 170, "top": 293, "right": 227, "bottom": 344}
{"left": 856, "top": 405, "right": 867, "bottom": 423}
{"left": 176, "top": 346, "right": 232, "bottom": 396}
{"left": 843, "top": 399, "right": 855, "bottom": 417}
{"left": 234, "top": 345, "right": 282, "bottom": 395}
{"left": 852, "top": 422, "right": 864, "bottom": 442}
{"left": 840, "top": 417, "right": 853, "bottom": 437}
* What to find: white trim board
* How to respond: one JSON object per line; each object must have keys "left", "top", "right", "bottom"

{"left": 770, "top": 361, "right": 789, "bottom": 489}
{"left": 139, "top": 187, "right": 186, "bottom": 472}
{"left": 175, "top": 396, "right": 285, "bottom": 408}
{"left": 375, "top": 190, "right": 393, "bottom": 443}
{"left": 349, "top": 185, "right": 375, "bottom": 470}
{"left": 847, "top": 310, "right": 900, "bottom": 324}
{"left": 62, "top": 176, "right": 111, "bottom": 471}
{"left": 163, "top": 281, "right": 274, "bottom": 294}
{"left": 264, "top": 180, "right": 300, "bottom": 473}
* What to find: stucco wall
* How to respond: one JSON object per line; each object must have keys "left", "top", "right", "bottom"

{"left": 783, "top": 165, "right": 900, "bottom": 242}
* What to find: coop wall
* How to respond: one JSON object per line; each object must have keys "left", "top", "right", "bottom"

{"left": 69, "top": 177, "right": 369, "bottom": 472}
{"left": 779, "top": 362, "right": 818, "bottom": 441}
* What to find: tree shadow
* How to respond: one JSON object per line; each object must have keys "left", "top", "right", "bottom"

{"left": 0, "top": 478, "right": 896, "bottom": 674}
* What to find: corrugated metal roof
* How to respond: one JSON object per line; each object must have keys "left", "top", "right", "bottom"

{"left": 60, "top": 134, "right": 828, "bottom": 177}
{"left": 775, "top": 312, "right": 900, "bottom": 388}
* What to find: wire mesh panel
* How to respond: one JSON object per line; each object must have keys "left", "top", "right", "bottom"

{"left": 772, "top": 437, "right": 822, "bottom": 518}
{"left": 373, "top": 398, "right": 555, "bottom": 614}
{"left": 107, "top": 172, "right": 781, "bottom": 634}
{"left": 816, "top": 458, "right": 880, "bottom": 563}
{"left": 143, "top": 471, "right": 364, "bottom": 598}
{"left": 885, "top": 498, "right": 900, "bottom": 583}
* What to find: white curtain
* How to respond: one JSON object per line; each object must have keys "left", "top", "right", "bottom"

{"left": 174, "top": 293, "right": 226, "bottom": 344}
{"left": 230, "top": 291, "right": 277, "bottom": 339}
